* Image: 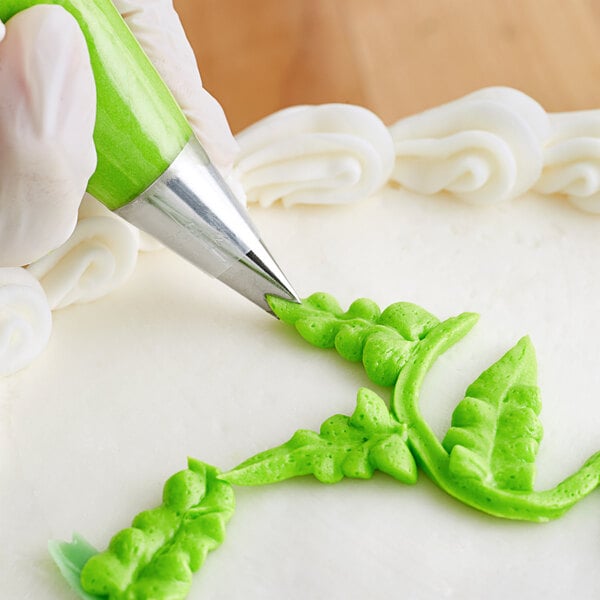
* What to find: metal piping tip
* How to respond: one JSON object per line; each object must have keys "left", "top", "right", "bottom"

{"left": 116, "top": 137, "right": 300, "bottom": 315}
{"left": 219, "top": 242, "right": 300, "bottom": 313}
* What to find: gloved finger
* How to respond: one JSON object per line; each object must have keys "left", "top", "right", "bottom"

{"left": 112, "top": 0, "right": 238, "bottom": 174}
{"left": 0, "top": 6, "right": 97, "bottom": 267}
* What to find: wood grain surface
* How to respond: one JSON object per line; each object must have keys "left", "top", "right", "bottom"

{"left": 173, "top": 0, "right": 600, "bottom": 133}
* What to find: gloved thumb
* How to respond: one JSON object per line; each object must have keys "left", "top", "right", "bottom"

{"left": 0, "top": 6, "right": 97, "bottom": 267}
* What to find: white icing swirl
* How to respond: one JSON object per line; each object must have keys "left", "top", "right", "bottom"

{"left": 389, "top": 87, "right": 550, "bottom": 205}
{"left": 0, "top": 268, "right": 51, "bottom": 376}
{"left": 534, "top": 111, "right": 600, "bottom": 213}
{"left": 234, "top": 104, "right": 395, "bottom": 207}
{"left": 137, "top": 231, "right": 164, "bottom": 253}
{"left": 27, "top": 204, "right": 140, "bottom": 310}
{"left": 77, "top": 194, "right": 164, "bottom": 253}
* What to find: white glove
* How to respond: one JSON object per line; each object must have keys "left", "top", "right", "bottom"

{"left": 112, "top": 0, "right": 239, "bottom": 174}
{"left": 0, "top": 1, "right": 238, "bottom": 268}
{"left": 0, "top": 6, "right": 96, "bottom": 267}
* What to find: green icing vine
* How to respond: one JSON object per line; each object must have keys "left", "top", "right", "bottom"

{"left": 268, "top": 292, "right": 440, "bottom": 386}
{"left": 269, "top": 294, "right": 600, "bottom": 522}
{"left": 223, "top": 387, "right": 417, "bottom": 485}
{"left": 52, "top": 292, "right": 600, "bottom": 599}
{"left": 51, "top": 460, "right": 234, "bottom": 600}
{"left": 393, "top": 322, "right": 600, "bottom": 521}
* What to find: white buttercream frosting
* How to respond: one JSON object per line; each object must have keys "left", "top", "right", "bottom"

{"left": 77, "top": 194, "right": 164, "bottom": 253}
{"left": 7, "top": 190, "right": 600, "bottom": 599}
{"left": 137, "top": 231, "right": 164, "bottom": 253}
{"left": 389, "top": 87, "right": 551, "bottom": 205}
{"left": 7, "top": 83, "right": 600, "bottom": 597}
{"left": 7, "top": 87, "right": 600, "bottom": 375}
{"left": 234, "top": 104, "right": 395, "bottom": 207}
{"left": 27, "top": 196, "right": 139, "bottom": 310}
{"left": 0, "top": 267, "right": 51, "bottom": 376}
{"left": 534, "top": 111, "right": 600, "bottom": 213}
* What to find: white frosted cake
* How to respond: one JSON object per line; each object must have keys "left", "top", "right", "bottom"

{"left": 3, "top": 88, "right": 600, "bottom": 599}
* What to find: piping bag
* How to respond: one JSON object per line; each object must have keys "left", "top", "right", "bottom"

{"left": 0, "top": 0, "right": 299, "bottom": 312}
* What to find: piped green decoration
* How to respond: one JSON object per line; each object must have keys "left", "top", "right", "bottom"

{"left": 223, "top": 387, "right": 417, "bottom": 485}
{"left": 269, "top": 294, "right": 600, "bottom": 522}
{"left": 54, "top": 292, "right": 600, "bottom": 599}
{"left": 442, "top": 337, "right": 542, "bottom": 492}
{"left": 51, "top": 460, "right": 234, "bottom": 600}
{"left": 49, "top": 535, "right": 100, "bottom": 600}
{"left": 268, "top": 292, "right": 440, "bottom": 386}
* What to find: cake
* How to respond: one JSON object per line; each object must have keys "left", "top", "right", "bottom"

{"left": 4, "top": 88, "right": 600, "bottom": 599}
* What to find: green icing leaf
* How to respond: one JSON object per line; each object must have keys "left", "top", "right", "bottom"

{"left": 78, "top": 460, "right": 234, "bottom": 600}
{"left": 50, "top": 288, "right": 600, "bottom": 600}
{"left": 442, "top": 337, "right": 542, "bottom": 492}
{"left": 395, "top": 320, "right": 600, "bottom": 521}
{"left": 222, "top": 387, "right": 417, "bottom": 486}
{"left": 268, "top": 293, "right": 440, "bottom": 386}
{"left": 48, "top": 535, "right": 100, "bottom": 600}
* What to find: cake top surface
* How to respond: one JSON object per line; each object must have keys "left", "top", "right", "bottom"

{"left": 4, "top": 85, "right": 600, "bottom": 599}
{"left": 4, "top": 182, "right": 600, "bottom": 598}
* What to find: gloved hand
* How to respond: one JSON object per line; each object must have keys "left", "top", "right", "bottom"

{"left": 0, "top": 1, "right": 238, "bottom": 268}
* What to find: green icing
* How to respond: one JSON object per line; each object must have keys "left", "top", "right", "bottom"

{"left": 49, "top": 535, "right": 100, "bottom": 600}
{"left": 268, "top": 293, "right": 440, "bottom": 386}
{"left": 442, "top": 337, "right": 542, "bottom": 491}
{"left": 271, "top": 294, "right": 600, "bottom": 522}
{"left": 51, "top": 293, "right": 600, "bottom": 599}
{"left": 393, "top": 323, "right": 600, "bottom": 522}
{"left": 57, "top": 460, "right": 234, "bottom": 600}
{"left": 223, "top": 387, "right": 417, "bottom": 486}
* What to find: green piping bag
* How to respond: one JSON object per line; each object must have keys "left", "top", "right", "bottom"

{"left": 0, "top": 0, "right": 298, "bottom": 311}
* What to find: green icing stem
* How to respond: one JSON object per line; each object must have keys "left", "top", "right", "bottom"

{"left": 0, "top": 0, "right": 192, "bottom": 209}
{"left": 394, "top": 315, "right": 600, "bottom": 522}
{"left": 222, "top": 387, "right": 417, "bottom": 486}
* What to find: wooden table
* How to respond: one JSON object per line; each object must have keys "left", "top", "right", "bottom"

{"left": 173, "top": 0, "right": 600, "bottom": 133}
